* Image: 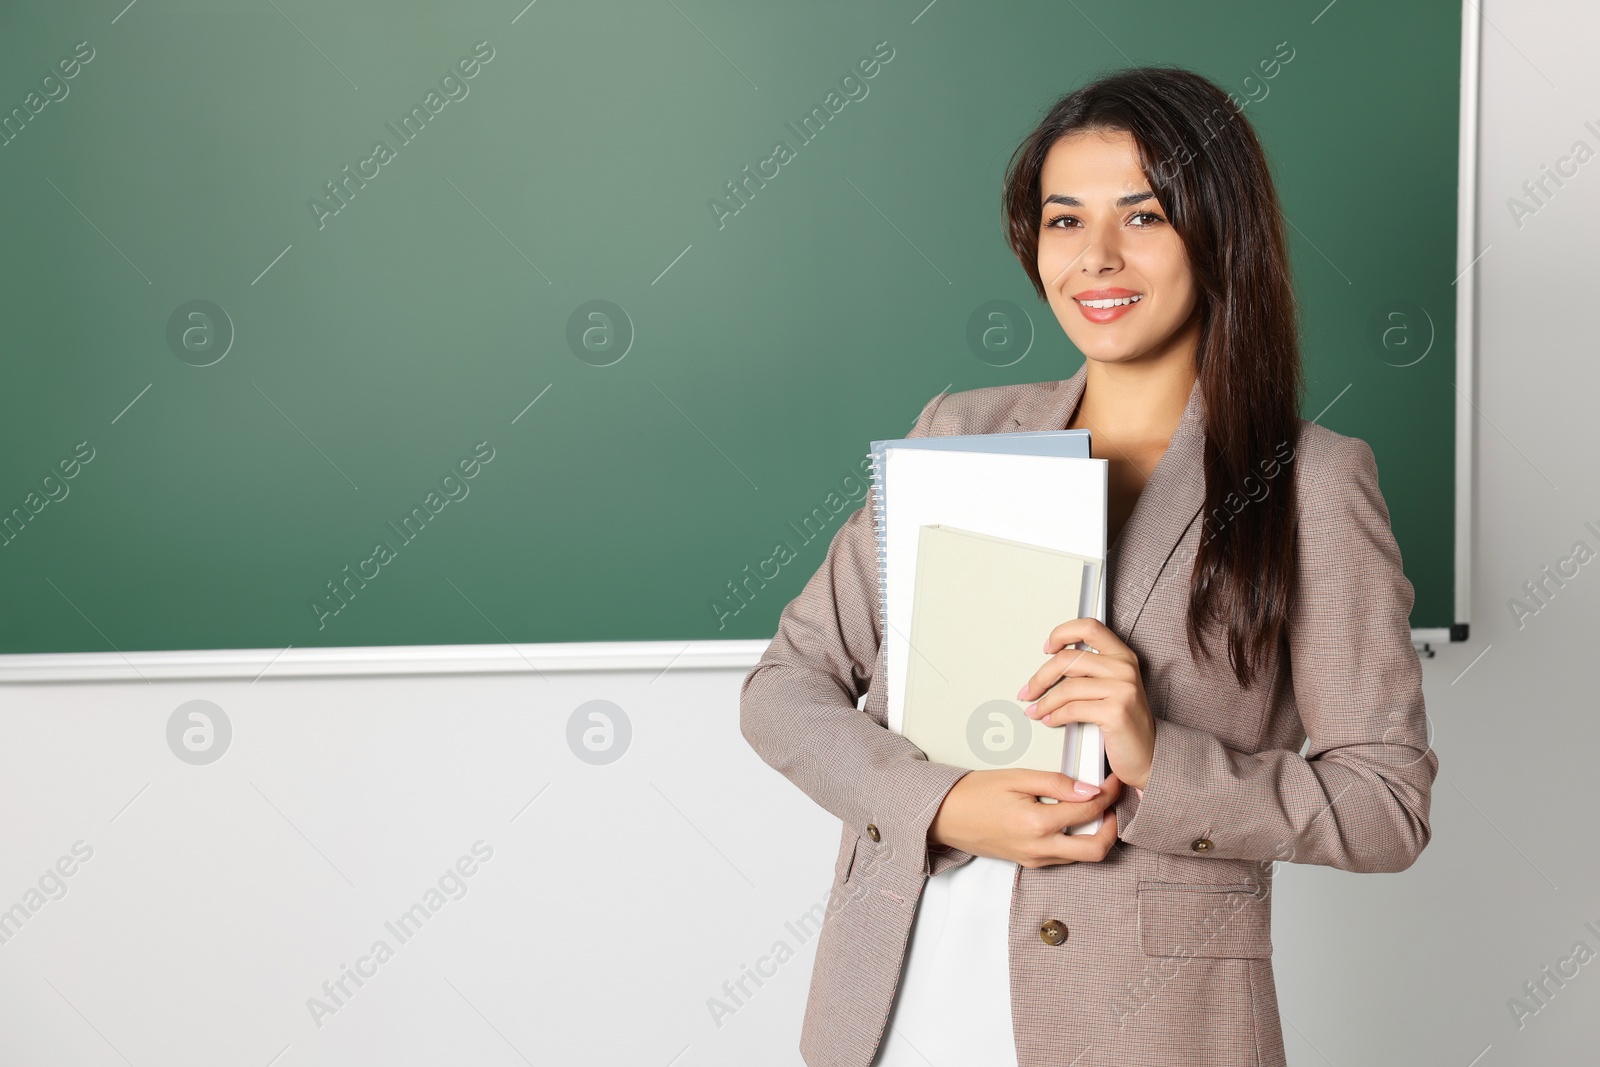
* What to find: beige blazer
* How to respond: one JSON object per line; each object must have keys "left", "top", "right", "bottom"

{"left": 739, "top": 363, "right": 1437, "bottom": 1067}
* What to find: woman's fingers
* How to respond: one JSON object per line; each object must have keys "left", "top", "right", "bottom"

{"left": 1017, "top": 645, "right": 1099, "bottom": 703}
{"left": 1024, "top": 676, "right": 1118, "bottom": 725}
{"left": 938, "top": 769, "right": 1124, "bottom": 868}
{"left": 1019, "top": 628, "right": 1140, "bottom": 703}
{"left": 1043, "top": 617, "right": 1135, "bottom": 660}
{"left": 1026, "top": 773, "right": 1122, "bottom": 835}
{"left": 1006, "top": 768, "right": 1104, "bottom": 803}
{"left": 1024, "top": 807, "right": 1120, "bottom": 867}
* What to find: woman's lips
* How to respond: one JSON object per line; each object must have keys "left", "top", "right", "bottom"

{"left": 1074, "top": 293, "right": 1142, "bottom": 323}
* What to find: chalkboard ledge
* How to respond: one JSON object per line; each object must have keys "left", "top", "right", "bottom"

{"left": 1, "top": 630, "right": 1459, "bottom": 683}
{"left": 0, "top": 639, "right": 774, "bottom": 684}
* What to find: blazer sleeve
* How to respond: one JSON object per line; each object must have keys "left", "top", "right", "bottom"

{"left": 739, "top": 393, "right": 973, "bottom": 880}
{"left": 1113, "top": 434, "right": 1438, "bottom": 874}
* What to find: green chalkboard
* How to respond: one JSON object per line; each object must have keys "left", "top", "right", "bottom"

{"left": 0, "top": 0, "right": 1461, "bottom": 653}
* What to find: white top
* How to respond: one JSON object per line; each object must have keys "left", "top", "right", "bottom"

{"left": 870, "top": 854, "right": 1020, "bottom": 1066}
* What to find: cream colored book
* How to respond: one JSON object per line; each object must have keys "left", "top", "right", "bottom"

{"left": 901, "top": 524, "right": 1103, "bottom": 775}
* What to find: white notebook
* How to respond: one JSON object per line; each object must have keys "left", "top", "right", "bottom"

{"left": 874, "top": 447, "right": 1109, "bottom": 833}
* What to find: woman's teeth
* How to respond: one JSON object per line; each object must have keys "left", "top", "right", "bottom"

{"left": 1078, "top": 295, "right": 1142, "bottom": 308}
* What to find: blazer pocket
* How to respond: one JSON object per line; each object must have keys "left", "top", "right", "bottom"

{"left": 1136, "top": 881, "right": 1273, "bottom": 959}
{"left": 834, "top": 830, "right": 860, "bottom": 885}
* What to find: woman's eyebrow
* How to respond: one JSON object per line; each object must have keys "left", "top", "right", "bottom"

{"left": 1042, "top": 191, "right": 1155, "bottom": 208}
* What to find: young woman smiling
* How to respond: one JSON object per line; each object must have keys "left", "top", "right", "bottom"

{"left": 741, "top": 66, "right": 1436, "bottom": 1067}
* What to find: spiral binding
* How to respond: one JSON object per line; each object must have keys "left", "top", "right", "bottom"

{"left": 867, "top": 441, "right": 891, "bottom": 646}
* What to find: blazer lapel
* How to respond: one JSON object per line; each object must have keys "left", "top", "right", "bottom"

{"left": 1009, "top": 363, "right": 1207, "bottom": 637}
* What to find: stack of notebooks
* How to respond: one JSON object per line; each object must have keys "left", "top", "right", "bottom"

{"left": 867, "top": 425, "right": 1109, "bottom": 835}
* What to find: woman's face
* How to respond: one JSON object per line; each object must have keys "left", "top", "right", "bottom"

{"left": 1036, "top": 128, "right": 1201, "bottom": 368}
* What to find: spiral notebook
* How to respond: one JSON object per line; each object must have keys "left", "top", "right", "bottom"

{"left": 866, "top": 433, "right": 1109, "bottom": 833}
{"left": 866, "top": 429, "right": 1092, "bottom": 645}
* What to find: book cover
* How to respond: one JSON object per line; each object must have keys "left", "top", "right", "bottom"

{"left": 902, "top": 524, "right": 1103, "bottom": 775}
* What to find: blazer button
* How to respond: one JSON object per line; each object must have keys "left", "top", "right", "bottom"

{"left": 1191, "top": 837, "right": 1214, "bottom": 853}
{"left": 1039, "top": 920, "right": 1069, "bottom": 946}
{"left": 866, "top": 823, "right": 881, "bottom": 842}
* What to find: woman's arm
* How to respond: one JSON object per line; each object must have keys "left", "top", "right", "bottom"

{"left": 739, "top": 394, "right": 973, "bottom": 880}
{"left": 1112, "top": 433, "right": 1438, "bottom": 874}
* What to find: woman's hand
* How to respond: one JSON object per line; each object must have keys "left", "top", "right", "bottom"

{"left": 1019, "top": 618, "right": 1156, "bottom": 791}
{"left": 928, "top": 769, "right": 1122, "bottom": 868}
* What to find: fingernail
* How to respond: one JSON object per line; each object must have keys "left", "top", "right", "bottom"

{"left": 1023, "top": 702, "right": 1038, "bottom": 717}
{"left": 1016, "top": 684, "right": 1029, "bottom": 700}
{"left": 1073, "top": 781, "right": 1101, "bottom": 797}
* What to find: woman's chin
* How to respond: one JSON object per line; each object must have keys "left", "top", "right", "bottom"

{"left": 1075, "top": 342, "right": 1151, "bottom": 366}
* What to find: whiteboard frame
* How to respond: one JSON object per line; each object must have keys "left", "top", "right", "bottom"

{"left": 1450, "top": 0, "right": 1482, "bottom": 647}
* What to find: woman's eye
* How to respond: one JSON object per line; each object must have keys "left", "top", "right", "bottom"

{"left": 1045, "top": 211, "right": 1163, "bottom": 229}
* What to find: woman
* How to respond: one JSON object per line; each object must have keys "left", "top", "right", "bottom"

{"left": 740, "top": 66, "right": 1436, "bottom": 1067}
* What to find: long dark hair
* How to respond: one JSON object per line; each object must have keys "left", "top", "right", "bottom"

{"left": 1001, "top": 66, "right": 1302, "bottom": 689}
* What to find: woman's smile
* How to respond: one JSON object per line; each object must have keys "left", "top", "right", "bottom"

{"left": 1072, "top": 286, "right": 1144, "bottom": 323}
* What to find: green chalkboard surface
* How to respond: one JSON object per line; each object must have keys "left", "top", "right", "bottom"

{"left": 0, "top": 0, "right": 1461, "bottom": 653}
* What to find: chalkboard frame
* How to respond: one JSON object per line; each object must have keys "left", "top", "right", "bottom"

{"left": 0, "top": 1, "right": 1480, "bottom": 680}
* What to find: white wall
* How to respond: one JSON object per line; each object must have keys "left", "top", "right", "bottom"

{"left": 3, "top": 1, "right": 1597, "bottom": 1063}
{"left": 0, "top": 659, "right": 825, "bottom": 1066}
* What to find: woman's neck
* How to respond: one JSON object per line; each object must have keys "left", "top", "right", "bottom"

{"left": 1071, "top": 352, "right": 1198, "bottom": 446}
